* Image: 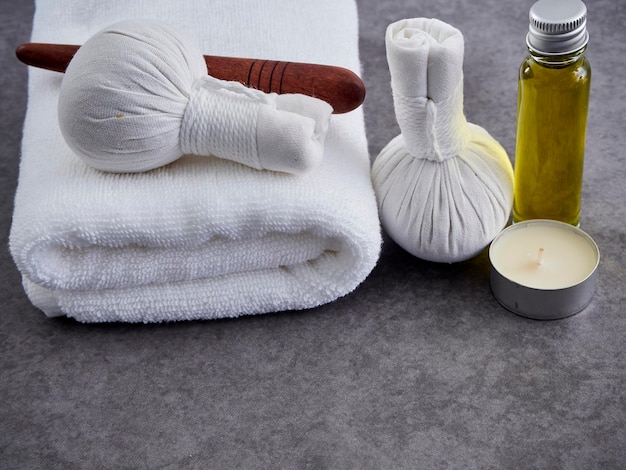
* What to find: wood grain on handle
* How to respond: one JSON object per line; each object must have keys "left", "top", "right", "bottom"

{"left": 15, "top": 43, "right": 365, "bottom": 114}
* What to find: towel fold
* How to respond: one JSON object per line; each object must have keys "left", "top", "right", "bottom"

{"left": 10, "top": 0, "right": 381, "bottom": 322}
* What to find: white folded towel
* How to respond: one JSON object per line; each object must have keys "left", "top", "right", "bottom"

{"left": 9, "top": 0, "right": 381, "bottom": 322}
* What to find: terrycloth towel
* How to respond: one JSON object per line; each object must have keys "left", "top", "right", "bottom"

{"left": 9, "top": 0, "right": 381, "bottom": 322}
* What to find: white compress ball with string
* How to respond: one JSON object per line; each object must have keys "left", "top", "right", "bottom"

{"left": 57, "top": 20, "right": 332, "bottom": 174}
{"left": 372, "top": 18, "right": 514, "bottom": 263}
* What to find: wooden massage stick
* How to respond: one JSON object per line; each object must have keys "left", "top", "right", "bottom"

{"left": 16, "top": 43, "right": 366, "bottom": 114}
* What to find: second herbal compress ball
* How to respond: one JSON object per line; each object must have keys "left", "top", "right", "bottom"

{"left": 372, "top": 18, "right": 514, "bottom": 263}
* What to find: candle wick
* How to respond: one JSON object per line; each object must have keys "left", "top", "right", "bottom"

{"left": 536, "top": 247, "right": 545, "bottom": 267}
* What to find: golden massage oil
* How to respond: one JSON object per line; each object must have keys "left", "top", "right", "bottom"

{"left": 513, "top": 0, "right": 591, "bottom": 226}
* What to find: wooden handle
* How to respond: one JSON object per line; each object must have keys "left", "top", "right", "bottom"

{"left": 15, "top": 43, "right": 365, "bottom": 114}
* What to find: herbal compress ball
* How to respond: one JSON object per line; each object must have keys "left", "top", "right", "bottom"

{"left": 58, "top": 20, "right": 331, "bottom": 174}
{"left": 372, "top": 18, "right": 514, "bottom": 263}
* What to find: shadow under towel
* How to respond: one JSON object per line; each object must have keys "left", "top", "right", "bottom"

{"left": 9, "top": 0, "right": 381, "bottom": 322}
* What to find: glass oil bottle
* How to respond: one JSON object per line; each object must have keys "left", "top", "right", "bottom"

{"left": 513, "top": 0, "right": 591, "bottom": 226}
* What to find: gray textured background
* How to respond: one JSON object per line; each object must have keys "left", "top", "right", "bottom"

{"left": 1, "top": 0, "right": 624, "bottom": 468}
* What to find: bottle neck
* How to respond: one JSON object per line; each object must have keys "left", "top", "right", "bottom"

{"left": 528, "top": 46, "right": 586, "bottom": 67}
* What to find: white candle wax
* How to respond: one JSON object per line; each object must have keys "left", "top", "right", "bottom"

{"left": 490, "top": 220, "right": 599, "bottom": 290}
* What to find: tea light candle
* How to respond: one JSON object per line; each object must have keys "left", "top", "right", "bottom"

{"left": 489, "top": 219, "right": 600, "bottom": 320}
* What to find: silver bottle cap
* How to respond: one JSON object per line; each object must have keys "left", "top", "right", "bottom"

{"left": 527, "top": 0, "right": 589, "bottom": 55}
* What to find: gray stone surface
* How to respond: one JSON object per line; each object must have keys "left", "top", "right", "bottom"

{"left": 1, "top": 0, "right": 624, "bottom": 468}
